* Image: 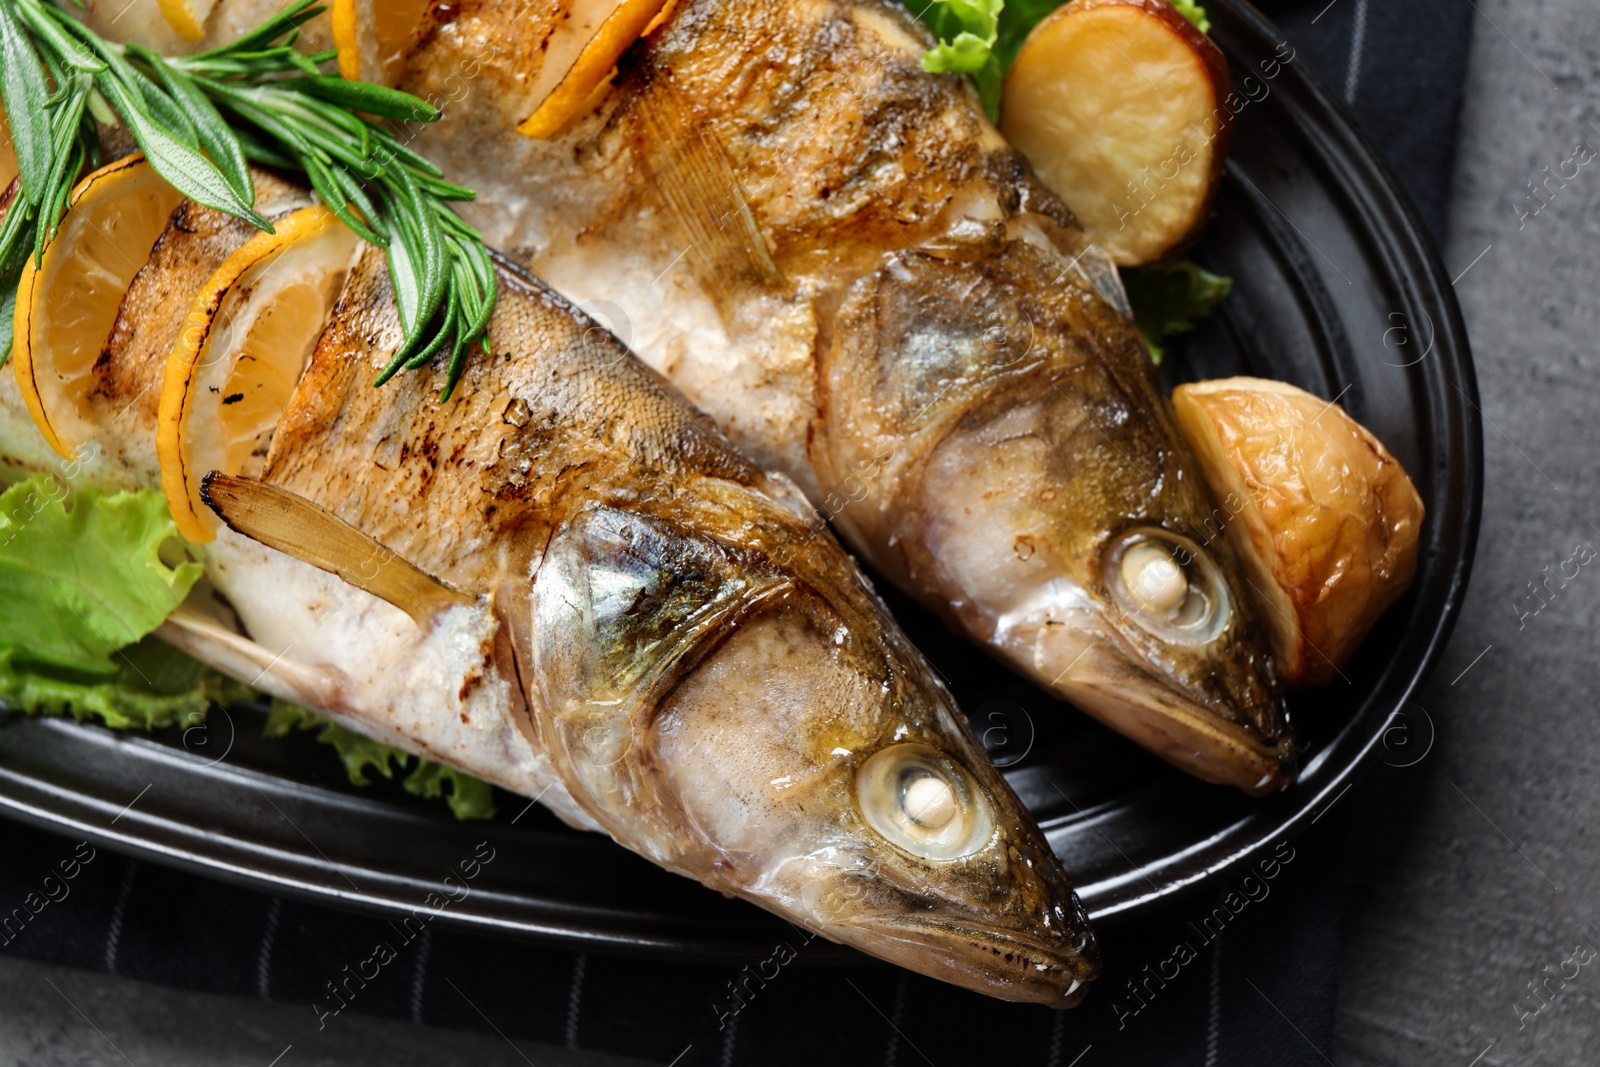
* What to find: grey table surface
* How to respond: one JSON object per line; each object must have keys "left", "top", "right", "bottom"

{"left": 1332, "top": 0, "right": 1600, "bottom": 1063}
{"left": 4, "top": 0, "right": 1599, "bottom": 1063}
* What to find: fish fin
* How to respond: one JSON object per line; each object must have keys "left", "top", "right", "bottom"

{"left": 200, "top": 472, "right": 473, "bottom": 627}
{"left": 157, "top": 606, "right": 342, "bottom": 710}
{"left": 631, "top": 75, "right": 783, "bottom": 304}
{"left": 1069, "top": 242, "right": 1132, "bottom": 317}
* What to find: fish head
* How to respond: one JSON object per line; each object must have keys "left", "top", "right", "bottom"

{"left": 527, "top": 500, "right": 1098, "bottom": 1006}
{"left": 816, "top": 243, "right": 1294, "bottom": 794}
{"left": 648, "top": 586, "right": 1101, "bottom": 1008}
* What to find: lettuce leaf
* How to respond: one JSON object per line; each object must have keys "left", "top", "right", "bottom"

{"left": 0, "top": 477, "right": 241, "bottom": 729}
{"left": 1170, "top": 0, "right": 1211, "bottom": 34}
{"left": 1, "top": 656, "right": 494, "bottom": 820}
{"left": 989, "top": 0, "right": 1064, "bottom": 69}
{"left": 920, "top": 0, "right": 1003, "bottom": 72}
{"left": 0, "top": 477, "right": 202, "bottom": 674}
{"left": 917, "top": 0, "right": 1006, "bottom": 118}
{"left": 1122, "top": 259, "right": 1233, "bottom": 364}
{"left": 264, "top": 701, "right": 497, "bottom": 821}
{"left": 401, "top": 761, "right": 498, "bottom": 821}
{"left": 0, "top": 474, "right": 491, "bottom": 819}
{"left": 0, "top": 638, "right": 250, "bottom": 731}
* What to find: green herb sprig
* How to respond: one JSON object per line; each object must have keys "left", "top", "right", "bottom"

{"left": 0, "top": 0, "right": 495, "bottom": 398}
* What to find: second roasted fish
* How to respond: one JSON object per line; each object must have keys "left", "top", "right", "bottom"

{"left": 387, "top": 0, "right": 1297, "bottom": 793}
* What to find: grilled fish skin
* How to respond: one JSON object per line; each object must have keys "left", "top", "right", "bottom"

{"left": 381, "top": 0, "right": 1297, "bottom": 793}
{"left": 0, "top": 172, "right": 1099, "bottom": 1006}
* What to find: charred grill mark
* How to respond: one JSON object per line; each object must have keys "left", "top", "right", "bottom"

{"left": 172, "top": 200, "right": 203, "bottom": 235}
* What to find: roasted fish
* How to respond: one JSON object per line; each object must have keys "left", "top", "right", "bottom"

{"left": 0, "top": 170, "right": 1099, "bottom": 1006}
{"left": 377, "top": 0, "right": 1297, "bottom": 793}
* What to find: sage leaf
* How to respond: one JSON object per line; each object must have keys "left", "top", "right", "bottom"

{"left": 100, "top": 77, "right": 271, "bottom": 232}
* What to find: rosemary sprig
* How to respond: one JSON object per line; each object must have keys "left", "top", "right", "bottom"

{"left": 0, "top": 0, "right": 495, "bottom": 398}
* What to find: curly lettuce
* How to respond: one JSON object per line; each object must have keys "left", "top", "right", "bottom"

{"left": 1122, "top": 260, "right": 1233, "bottom": 364}
{"left": 0, "top": 475, "right": 493, "bottom": 820}
{"left": 0, "top": 477, "right": 239, "bottom": 730}
{"left": 0, "top": 477, "right": 202, "bottom": 674}
{"left": 0, "top": 638, "right": 250, "bottom": 731}
{"left": 918, "top": 0, "right": 1006, "bottom": 116}
{"left": 264, "top": 701, "right": 497, "bottom": 821}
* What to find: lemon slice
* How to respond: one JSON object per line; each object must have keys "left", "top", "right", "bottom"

{"left": 156, "top": 0, "right": 216, "bottom": 40}
{"left": 157, "top": 206, "right": 358, "bottom": 543}
{"left": 12, "top": 155, "right": 185, "bottom": 459}
{"left": 517, "top": 0, "right": 674, "bottom": 139}
{"left": 330, "top": 0, "right": 430, "bottom": 86}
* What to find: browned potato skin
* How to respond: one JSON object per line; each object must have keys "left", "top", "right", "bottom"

{"left": 1171, "top": 378, "right": 1425, "bottom": 687}
{"left": 1000, "top": 0, "right": 1233, "bottom": 265}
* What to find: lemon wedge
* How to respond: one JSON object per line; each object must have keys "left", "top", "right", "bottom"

{"left": 157, "top": 206, "right": 358, "bottom": 543}
{"left": 156, "top": 0, "right": 216, "bottom": 40}
{"left": 330, "top": 0, "right": 430, "bottom": 86}
{"left": 12, "top": 156, "right": 185, "bottom": 460}
{"left": 517, "top": 0, "right": 674, "bottom": 139}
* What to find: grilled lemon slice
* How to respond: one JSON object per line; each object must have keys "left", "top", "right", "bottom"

{"left": 12, "top": 156, "right": 185, "bottom": 459}
{"left": 156, "top": 0, "right": 217, "bottom": 40}
{"left": 517, "top": 0, "right": 674, "bottom": 139}
{"left": 330, "top": 0, "right": 430, "bottom": 86}
{"left": 157, "top": 206, "right": 358, "bottom": 543}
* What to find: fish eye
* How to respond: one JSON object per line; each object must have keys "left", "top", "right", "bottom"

{"left": 1103, "top": 528, "right": 1230, "bottom": 643}
{"left": 856, "top": 745, "right": 995, "bottom": 861}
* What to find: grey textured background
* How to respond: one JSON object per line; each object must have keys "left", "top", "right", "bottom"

{"left": 3, "top": 0, "right": 1598, "bottom": 1063}
{"left": 1334, "top": 0, "right": 1600, "bottom": 1063}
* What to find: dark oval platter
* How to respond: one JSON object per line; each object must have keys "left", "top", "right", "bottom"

{"left": 0, "top": 0, "right": 1480, "bottom": 958}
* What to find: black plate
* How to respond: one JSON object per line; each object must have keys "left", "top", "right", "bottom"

{"left": 0, "top": 0, "right": 1479, "bottom": 956}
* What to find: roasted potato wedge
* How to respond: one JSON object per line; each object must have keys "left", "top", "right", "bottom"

{"left": 1000, "top": 0, "right": 1232, "bottom": 266}
{"left": 1172, "top": 378, "right": 1425, "bottom": 687}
